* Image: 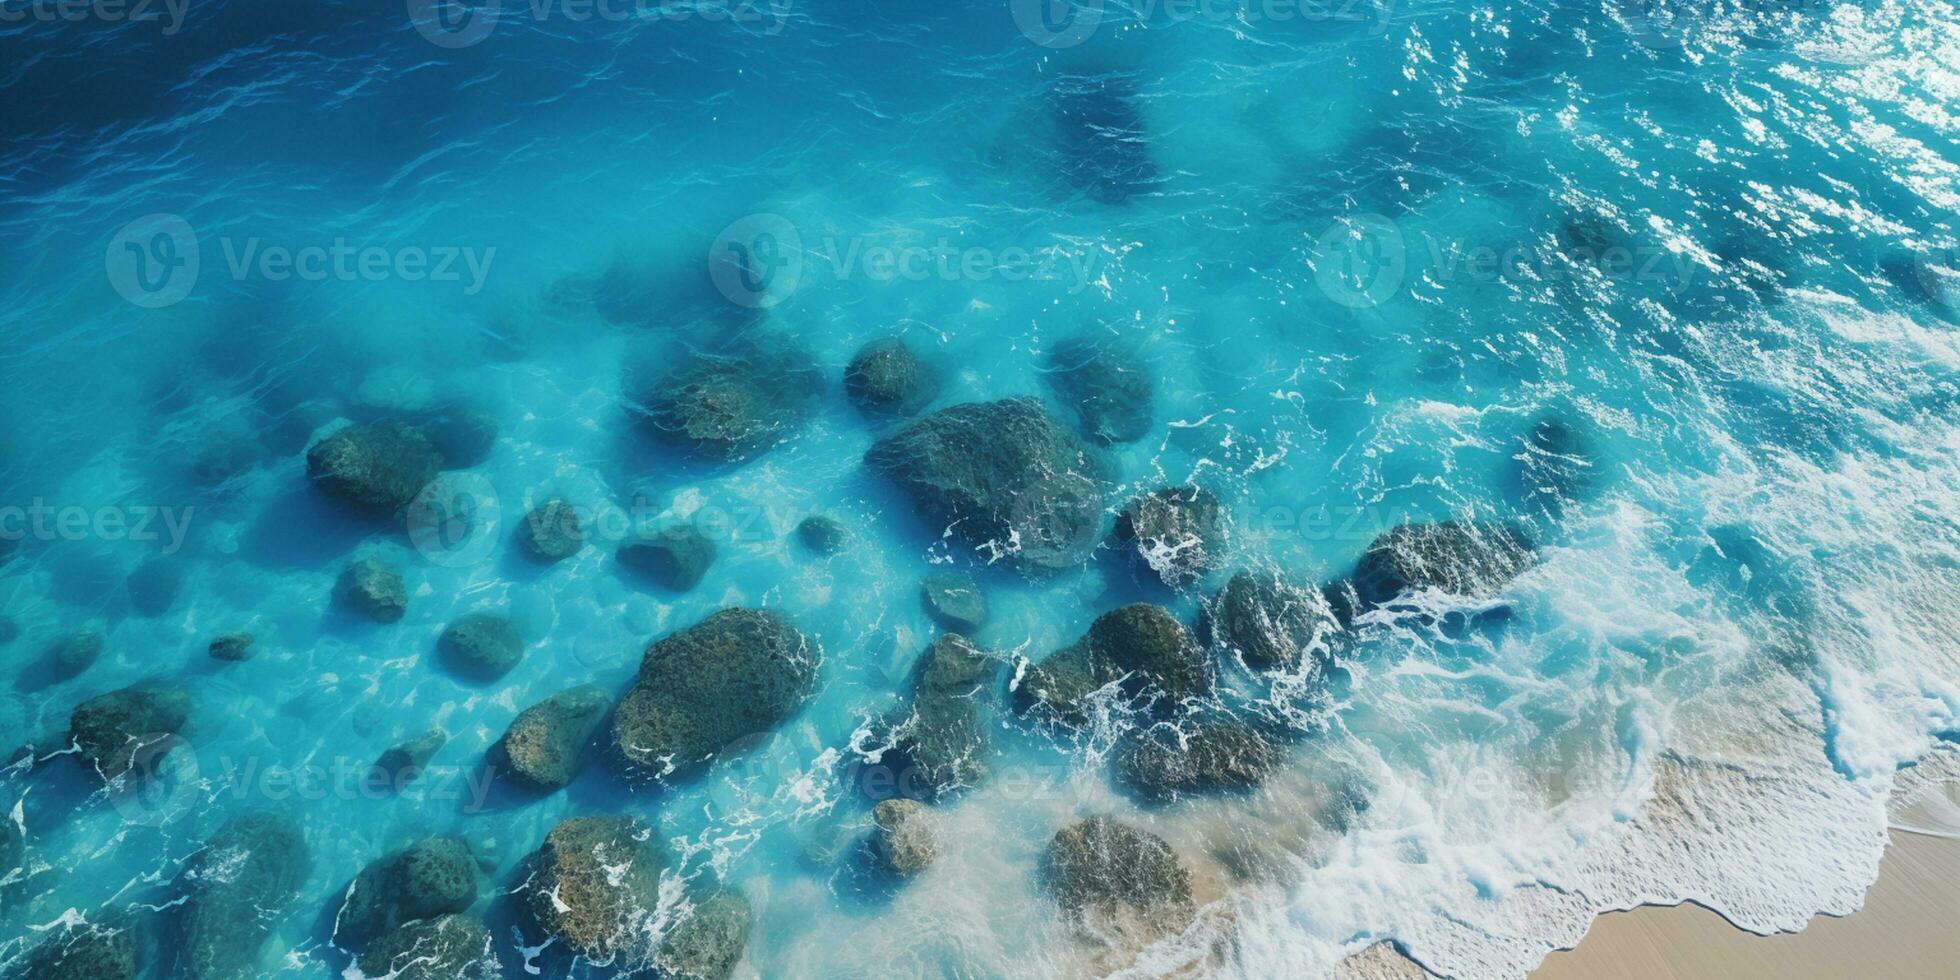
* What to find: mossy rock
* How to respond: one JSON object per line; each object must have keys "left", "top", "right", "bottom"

{"left": 519, "top": 816, "right": 666, "bottom": 965}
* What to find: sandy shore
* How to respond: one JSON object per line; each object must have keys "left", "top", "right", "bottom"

{"left": 1529, "top": 824, "right": 1960, "bottom": 979}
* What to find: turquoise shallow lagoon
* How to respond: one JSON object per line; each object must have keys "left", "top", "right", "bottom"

{"left": 3, "top": 1, "right": 1960, "bottom": 977}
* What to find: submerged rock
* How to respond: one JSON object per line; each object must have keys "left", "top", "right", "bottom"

{"left": 126, "top": 559, "right": 183, "bottom": 617}
{"left": 494, "top": 684, "right": 608, "bottom": 791}
{"left": 1045, "top": 334, "right": 1153, "bottom": 446}
{"left": 407, "top": 404, "right": 498, "bottom": 469}
{"left": 865, "top": 398, "right": 1110, "bottom": 572}
{"left": 657, "top": 890, "right": 753, "bottom": 980}
{"left": 617, "top": 525, "right": 717, "bottom": 592}
{"left": 1047, "top": 74, "right": 1159, "bottom": 204}
{"left": 207, "top": 631, "right": 255, "bottom": 662}
{"left": 437, "top": 613, "right": 524, "bottom": 682}
{"left": 1351, "top": 520, "right": 1536, "bottom": 609}
{"left": 515, "top": 497, "right": 585, "bottom": 563}
{"left": 871, "top": 799, "right": 939, "bottom": 877}
{"left": 305, "top": 421, "right": 443, "bottom": 513}
{"left": 920, "top": 571, "right": 987, "bottom": 634}
{"left": 844, "top": 337, "right": 939, "bottom": 417}
{"left": 1039, "top": 817, "right": 1193, "bottom": 936}
{"left": 876, "top": 635, "right": 1001, "bottom": 799}
{"left": 1114, "top": 485, "right": 1230, "bottom": 586}
{"left": 19, "top": 922, "right": 138, "bottom": 980}
{"left": 519, "top": 816, "right": 666, "bottom": 965}
{"left": 356, "top": 914, "right": 498, "bottom": 980}
{"left": 177, "top": 811, "right": 311, "bottom": 980}
{"left": 612, "top": 608, "right": 820, "bottom": 782}
{"left": 335, "top": 559, "right": 407, "bottom": 623}
{"left": 335, "top": 836, "right": 478, "bottom": 945}
{"left": 52, "top": 629, "right": 104, "bottom": 680}
{"left": 1208, "top": 569, "right": 1338, "bottom": 671}
{"left": 794, "top": 515, "right": 847, "bottom": 556}
{"left": 69, "top": 682, "right": 191, "bottom": 779}
{"left": 1114, "top": 719, "right": 1286, "bottom": 803}
{"left": 634, "top": 350, "right": 820, "bottom": 461}
{"left": 1016, "top": 604, "right": 1207, "bottom": 720}
{"left": 372, "top": 728, "right": 446, "bottom": 788}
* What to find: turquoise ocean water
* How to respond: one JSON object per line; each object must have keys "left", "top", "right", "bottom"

{"left": 4, "top": 1, "right": 1960, "bottom": 977}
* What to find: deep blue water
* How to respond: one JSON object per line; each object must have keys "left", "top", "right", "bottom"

{"left": 4, "top": 1, "right": 1960, "bottom": 977}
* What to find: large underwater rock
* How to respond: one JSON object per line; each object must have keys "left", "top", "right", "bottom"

{"left": 1046, "top": 74, "right": 1160, "bottom": 204}
{"left": 51, "top": 629, "right": 104, "bottom": 680}
{"left": 865, "top": 398, "right": 1110, "bottom": 572}
{"left": 875, "top": 634, "right": 1001, "bottom": 799}
{"left": 1207, "top": 569, "right": 1339, "bottom": 671}
{"left": 1045, "top": 334, "right": 1153, "bottom": 446}
{"left": 657, "top": 890, "right": 753, "bottom": 980}
{"left": 616, "top": 525, "right": 717, "bottom": 592}
{"left": 1351, "top": 520, "right": 1536, "bottom": 609}
{"left": 335, "top": 559, "right": 407, "bottom": 623}
{"left": 633, "top": 350, "right": 820, "bottom": 461}
{"left": 1114, "top": 719, "right": 1286, "bottom": 803}
{"left": 436, "top": 613, "right": 524, "bottom": 682}
{"left": 19, "top": 922, "right": 138, "bottom": 980}
{"left": 126, "top": 559, "right": 183, "bottom": 617}
{"left": 493, "top": 684, "right": 608, "bottom": 791}
{"left": 871, "top": 799, "right": 939, "bottom": 878}
{"left": 356, "top": 914, "right": 499, "bottom": 980}
{"left": 1039, "top": 817, "right": 1193, "bottom": 936}
{"left": 1114, "top": 485, "right": 1230, "bottom": 587}
{"left": 516, "top": 497, "right": 585, "bottom": 563}
{"left": 177, "top": 811, "right": 311, "bottom": 980}
{"left": 920, "top": 571, "right": 987, "bottom": 635}
{"left": 1015, "top": 604, "right": 1207, "bottom": 720}
{"left": 611, "top": 608, "right": 819, "bottom": 782}
{"left": 519, "top": 816, "right": 665, "bottom": 965}
{"left": 794, "top": 515, "right": 847, "bottom": 556}
{"left": 334, "top": 836, "right": 478, "bottom": 945}
{"left": 305, "top": 421, "right": 443, "bottom": 512}
{"left": 69, "top": 682, "right": 191, "bottom": 779}
{"left": 845, "top": 337, "right": 939, "bottom": 418}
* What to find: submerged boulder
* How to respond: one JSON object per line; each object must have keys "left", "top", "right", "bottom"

{"left": 1114, "top": 485, "right": 1230, "bottom": 586}
{"left": 1351, "top": 520, "right": 1536, "bottom": 609}
{"left": 794, "top": 515, "right": 847, "bottom": 556}
{"left": 515, "top": 497, "right": 584, "bottom": 563}
{"left": 207, "top": 631, "right": 255, "bottom": 662}
{"left": 612, "top": 608, "right": 820, "bottom": 782}
{"left": 1047, "top": 74, "right": 1159, "bottom": 204}
{"left": 126, "top": 559, "right": 183, "bottom": 617}
{"left": 1114, "top": 719, "right": 1286, "bottom": 803}
{"left": 865, "top": 398, "right": 1110, "bottom": 572}
{"left": 177, "top": 811, "right": 311, "bottom": 980}
{"left": 519, "top": 816, "right": 666, "bottom": 965}
{"left": 356, "top": 914, "right": 499, "bottom": 980}
{"left": 871, "top": 799, "right": 939, "bottom": 878}
{"left": 69, "top": 682, "right": 191, "bottom": 779}
{"left": 1016, "top": 605, "right": 1207, "bottom": 720}
{"left": 493, "top": 684, "right": 608, "bottom": 791}
{"left": 616, "top": 525, "right": 717, "bottom": 592}
{"left": 633, "top": 350, "right": 820, "bottom": 461}
{"left": 335, "top": 559, "right": 407, "bottom": 623}
{"left": 51, "top": 629, "right": 104, "bottom": 680}
{"left": 657, "top": 890, "right": 753, "bottom": 980}
{"left": 878, "top": 635, "right": 1001, "bottom": 798}
{"left": 1045, "top": 334, "right": 1153, "bottom": 446}
{"left": 305, "top": 421, "right": 443, "bottom": 513}
{"left": 19, "top": 922, "right": 138, "bottom": 980}
{"left": 406, "top": 404, "right": 498, "bottom": 469}
{"left": 437, "top": 613, "right": 524, "bottom": 682}
{"left": 1208, "top": 569, "right": 1338, "bottom": 671}
{"left": 844, "top": 338, "right": 939, "bottom": 417}
{"left": 1039, "top": 817, "right": 1193, "bottom": 936}
{"left": 371, "top": 728, "right": 446, "bottom": 788}
{"left": 335, "top": 836, "right": 479, "bottom": 945}
{"left": 920, "top": 571, "right": 987, "bottom": 634}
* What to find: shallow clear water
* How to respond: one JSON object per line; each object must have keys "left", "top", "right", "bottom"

{"left": 3, "top": 0, "right": 1960, "bottom": 977}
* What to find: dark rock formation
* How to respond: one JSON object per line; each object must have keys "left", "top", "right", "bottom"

{"left": 1015, "top": 604, "right": 1207, "bottom": 720}
{"left": 518, "top": 816, "right": 665, "bottom": 965}
{"left": 177, "top": 811, "right": 311, "bottom": 980}
{"left": 617, "top": 525, "right": 716, "bottom": 592}
{"left": 334, "top": 836, "right": 478, "bottom": 945}
{"left": 18, "top": 922, "right": 138, "bottom": 980}
{"left": 69, "top": 682, "right": 191, "bottom": 779}
{"left": 437, "top": 613, "right": 524, "bottom": 682}
{"left": 871, "top": 799, "right": 938, "bottom": 877}
{"left": 656, "top": 890, "right": 752, "bottom": 980}
{"left": 371, "top": 728, "right": 446, "bottom": 789}
{"left": 844, "top": 338, "right": 939, "bottom": 417}
{"left": 126, "top": 559, "right": 182, "bottom": 617}
{"left": 515, "top": 498, "right": 584, "bottom": 563}
{"left": 794, "top": 515, "right": 846, "bottom": 556}
{"left": 493, "top": 685, "right": 608, "bottom": 791}
{"left": 1039, "top": 817, "right": 1193, "bottom": 936}
{"left": 920, "top": 571, "right": 987, "bottom": 634}
{"left": 208, "top": 631, "right": 255, "bottom": 662}
{"left": 633, "top": 350, "right": 820, "bottom": 461}
{"left": 1351, "top": 520, "right": 1536, "bottom": 609}
{"left": 1045, "top": 334, "right": 1152, "bottom": 446}
{"left": 335, "top": 559, "right": 406, "bottom": 623}
{"left": 356, "top": 914, "right": 498, "bottom": 980}
{"left": 305, "top": 422, "right": 443, "bottom": 513}
{"left": 1114, "top": 485, "right": 1230, "bottom": 586}
{"left": 1114, "top": 719, "right": 1286, "bottom": 803}
{"left": 52, "top": 629, "right": 104, "bottom": 680}
{"left": 1207, "top": 569, "right": 1338, "bottom": 671}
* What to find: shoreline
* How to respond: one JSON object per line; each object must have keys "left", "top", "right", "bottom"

{"left": 1530, "top": 824, "right": 1960, "bottom": 978}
